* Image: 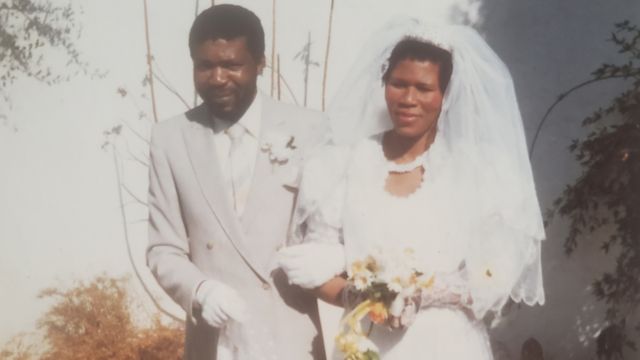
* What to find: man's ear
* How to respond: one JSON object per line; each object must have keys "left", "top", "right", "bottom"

{"left": 257, "top": 55, "right": 266, "bottom": 75}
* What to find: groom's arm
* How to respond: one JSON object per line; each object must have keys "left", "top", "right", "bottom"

{"left": 146, "top": 126, "right": 209, "bottom": 324}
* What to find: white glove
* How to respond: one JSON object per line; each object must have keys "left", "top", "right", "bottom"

{"left": 277, "top": 243, "right": 346, "bottom": 289}
{"left": 195, "top": 280, "right": 248, "bottom": 328}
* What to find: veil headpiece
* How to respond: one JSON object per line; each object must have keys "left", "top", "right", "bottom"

{"left": 326, "top": 18, "right": 544, "bottom": 241}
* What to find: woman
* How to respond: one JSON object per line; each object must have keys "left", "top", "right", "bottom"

{"left": 279, "top": 19, "right": 545, "bottom": 359}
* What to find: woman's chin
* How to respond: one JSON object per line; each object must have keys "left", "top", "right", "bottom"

{"left": 391, "top": 127, "right": 427, "bottom": 140}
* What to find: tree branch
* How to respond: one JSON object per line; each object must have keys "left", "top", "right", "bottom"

{"left": 111, "top": 146, "right": 183, "bottom": 323}
{"left": 529, "top": 73, "right": 639, "bottom": 158}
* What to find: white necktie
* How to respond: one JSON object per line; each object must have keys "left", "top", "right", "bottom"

{"left": 226, "top": 125, "right": 250, "bottom": 215}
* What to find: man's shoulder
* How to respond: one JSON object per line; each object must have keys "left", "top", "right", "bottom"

{"left": 151, "top": 105, "right": 208, "bottom": 144}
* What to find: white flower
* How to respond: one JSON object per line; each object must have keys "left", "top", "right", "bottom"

{"left": 352, "top": 270, "right": 373, "bottom": 291}
{"left": 388, "top": 294, "right": 405, "bottom": 317}
{"left": 385, "top": 276, "right": 404, "bottom": 293}
{"left": 269, "top": 146, "right": 294, "bottom": 163}
{"left": 261, "top": 132, "right": 296, "bottom": 165}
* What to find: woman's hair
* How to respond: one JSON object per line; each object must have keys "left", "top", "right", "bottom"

{"left": 382, "top": 38, "right": 453, "bottom": 92}
{"left": 189, "top": 4, "right": 265, "bottom": 61}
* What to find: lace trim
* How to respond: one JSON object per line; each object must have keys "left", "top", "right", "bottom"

{"left": 386, "top": 152, "right": 428, "bottom": 173}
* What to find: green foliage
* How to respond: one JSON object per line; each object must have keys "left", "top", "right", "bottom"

{"left": 548, "top": 20, "right": 640, "bottom": 358}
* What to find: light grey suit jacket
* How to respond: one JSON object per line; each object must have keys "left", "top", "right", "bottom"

{"left": 147, "top": 95, "right": 328, "bottom": 360}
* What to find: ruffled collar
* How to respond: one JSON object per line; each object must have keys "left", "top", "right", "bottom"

{"left": 373, "top": 132, "right": 448, "bottom": 175}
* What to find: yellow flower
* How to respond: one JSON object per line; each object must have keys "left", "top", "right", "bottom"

{"left": 420, "top": 275, "right": 435, "bottom": 289}
{"left": 368, "top": 302, "right": 388, "bottom": 324}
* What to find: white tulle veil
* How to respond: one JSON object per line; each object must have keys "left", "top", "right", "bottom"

{"left": 293, "top": 17, "right": 546, "bottom": 311}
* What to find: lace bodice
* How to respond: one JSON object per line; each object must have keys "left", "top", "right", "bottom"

{"left": 301, "top": 134, "right": 544, "bottom": 319}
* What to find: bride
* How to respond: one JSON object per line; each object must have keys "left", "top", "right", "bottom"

{"left": 279, "top": 18, "right": 546, "bottom": 359}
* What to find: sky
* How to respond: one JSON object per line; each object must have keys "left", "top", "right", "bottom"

{"left": 1, "top": 0, "right": 639, "bottom": 358}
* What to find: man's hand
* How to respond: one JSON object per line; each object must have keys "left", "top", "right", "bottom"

{"left": 277, "top": 243, "right": 346, "bottom": 289}
{"left": 196, "top": 280, "right": 248, "bottom": 328}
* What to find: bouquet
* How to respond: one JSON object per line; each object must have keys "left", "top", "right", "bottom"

{"left": 335, "top": 247, "right": 434, "bottom": 360}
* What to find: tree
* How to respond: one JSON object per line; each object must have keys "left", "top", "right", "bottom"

{"left": 544, "top": 20, "right": 640, "bottom": 359}
{"left": 0, "top": 276, "right": 184, "bottom": 360}
{"left": 0, "top": 0, "right": 86, "bottom": 120}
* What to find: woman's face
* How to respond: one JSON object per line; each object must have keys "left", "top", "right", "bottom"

{"left": 384, "top": 59, "right": 444, "bottom": 139}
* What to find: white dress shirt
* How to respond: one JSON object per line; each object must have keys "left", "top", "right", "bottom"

{"left": 211, "top": 93, "right": 262, "bottom": 216}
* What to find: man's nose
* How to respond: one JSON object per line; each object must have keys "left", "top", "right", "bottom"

{"left": 210, "top": 67, "right": 227, "bottom": 86}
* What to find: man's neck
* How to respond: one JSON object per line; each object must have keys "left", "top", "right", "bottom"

{"left": 210, "top": 91, "right": 258, "bottom": 125}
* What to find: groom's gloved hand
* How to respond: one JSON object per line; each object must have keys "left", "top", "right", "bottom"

{"left": 277, "top": 243, "right": 346, "bottom": 289}
{"left": 195, "top": 280, "right": 248, "bottom": 328}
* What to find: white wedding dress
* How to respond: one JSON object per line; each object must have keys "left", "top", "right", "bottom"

{"left": 286, "top": 19, "right": 546, "bottom": 360}
{"left": 300, "top": 133, "right": 543, "bottom": 359}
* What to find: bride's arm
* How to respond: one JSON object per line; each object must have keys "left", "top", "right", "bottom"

{"left": 313, "top": 276, "right": 348, "bottom": 307}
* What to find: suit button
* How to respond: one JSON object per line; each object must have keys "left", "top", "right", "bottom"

{"left": 262, "top": 283, "right": 271, "bottom": 290}
{"left": 206, "top": 242, "right": 214, "bottom": 250}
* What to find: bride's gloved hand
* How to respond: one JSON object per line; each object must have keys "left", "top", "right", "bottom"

{"left": 277, "top": 243, "right": 346, "bottom": 289}
{"left": 195, "top": 280, "right": 248, "bottom": 328}
{"left": 388, "top": 290, "right": 421, "bottom": 329}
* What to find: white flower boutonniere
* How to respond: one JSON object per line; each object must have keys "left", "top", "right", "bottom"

{"left": 261, "top": 132, "right": 297, "bottom": 165}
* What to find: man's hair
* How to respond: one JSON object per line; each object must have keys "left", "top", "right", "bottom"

{"left": 189, "top": 4, "right": 265, "bottom": 61}
{"left": 382, "top": 39, "right": 453, "bottom": 93}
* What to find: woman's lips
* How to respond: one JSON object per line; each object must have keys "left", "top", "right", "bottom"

{"left": 394, "top": 111, "right": 419, "bottom": 124}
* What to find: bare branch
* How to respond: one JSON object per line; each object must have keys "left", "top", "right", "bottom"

{"left": 265, "top": 64, "right": 299, "bottom": 105}
{"left": 529, "top": 73, "right": 639, "bottom": 158}
{"left": 122, "top": 184, "right": 148, "bottom": 207}
{"left": 153, "top": 73, "right": 190, "bottom": 109}
{"left": 142, "top": 0, "right": 159, "bottom": 123}
{"left": 321, "top": 0, "right": 335, "bottom": 110}
{"left": 122, "top": 120, "right": 150, "bottom": 145}
{"left": 111, "top": 146, "right": 183, "bottom": 323}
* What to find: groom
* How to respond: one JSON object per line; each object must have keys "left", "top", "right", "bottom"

{"left": 146, "top": 4, "right": 327, "bottom": 359}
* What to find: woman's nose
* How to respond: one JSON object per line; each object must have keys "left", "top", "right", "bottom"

{"left": 400, "top": 87, "right": 417, "bottom": 105}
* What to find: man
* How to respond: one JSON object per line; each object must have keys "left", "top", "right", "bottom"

{"left": 146, "top": 5, "right": 327, "bottom": 359}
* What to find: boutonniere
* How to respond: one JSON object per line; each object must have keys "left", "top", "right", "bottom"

{"left": 261, "top": 132, "right": 297, "bottom": 165}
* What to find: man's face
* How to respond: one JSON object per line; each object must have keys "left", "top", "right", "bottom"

{"left": 192, "top": 37, "right": 265, "bottom": 122}
{"left": 384, "top": 59, "right": 444, "bottom": 139}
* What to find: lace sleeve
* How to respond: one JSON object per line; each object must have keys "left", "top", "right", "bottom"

{"left": 290, "top": 144, "right": 350, "bottom": 245}
{"left": 463, "top": 214, "right": 544, "bottom": 319}
{"left": 416, "top": 215, "right": 543, "bottom": 321}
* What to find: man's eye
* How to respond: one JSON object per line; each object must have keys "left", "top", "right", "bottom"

{"left": 224, "top": 63, "right": 243, "bottom": 70}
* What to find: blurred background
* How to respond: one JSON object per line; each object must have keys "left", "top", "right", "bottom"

{"left": 1, "top": 0, "right": 639, "bottom": 359}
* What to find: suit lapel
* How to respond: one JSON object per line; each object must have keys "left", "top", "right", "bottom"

{"left": 181, "top": 105, "right": 269, "bottom": 282}
{"left": 239, "top": 97, "right": 287, "bottom": 232}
